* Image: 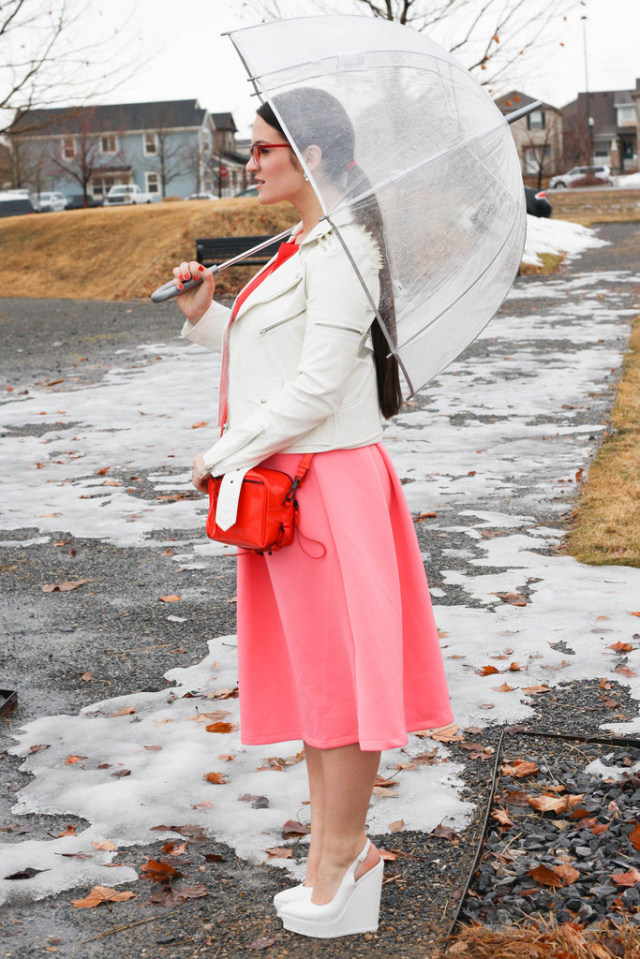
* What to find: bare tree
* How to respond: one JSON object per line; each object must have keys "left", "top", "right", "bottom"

{"left": 0, "top": 0, "right": 147, "bottom": 136}
{"left": 48, "top": 106, "right": 125, "bottom": 206}
{"left": 250, "top": 0, "right": 584, "bottom": 89}
{"left": 143, "top": 107, "right": 192, "bottom": 199}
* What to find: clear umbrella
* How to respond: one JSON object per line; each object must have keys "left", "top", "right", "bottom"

{"left": 153, "top": 15, "right": 533, "bottom": 397}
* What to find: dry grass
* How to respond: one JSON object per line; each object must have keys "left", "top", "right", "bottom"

{"left": 549, "top": 188, "right": 640, "bottom": 226}
{"left": 442, "top": 917, "right": 640, "bottom": 958}
{"left": 519, "top": 252, "right": 565, "bottom": 276}
{"left": 0, "top": 199, "right": 297, "bottom": 300}
{"left": 566, "top": 312, "right": 640, "bottom": 567}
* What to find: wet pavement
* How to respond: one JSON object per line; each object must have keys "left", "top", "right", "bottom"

{"left": 0, "top": 221, "right": 639, "bottom": 958}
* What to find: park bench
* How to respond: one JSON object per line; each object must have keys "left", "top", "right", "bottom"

{"left": 195, "top": 235, "right": 282, "bottom": 269}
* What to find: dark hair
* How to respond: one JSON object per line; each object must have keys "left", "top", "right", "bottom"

{"left": 257, "top": 90, "right": 402, "bottom": 419}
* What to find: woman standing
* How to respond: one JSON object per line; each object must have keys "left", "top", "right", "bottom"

{"left": 173, "top": 88, "right": 453, "bottom": 939}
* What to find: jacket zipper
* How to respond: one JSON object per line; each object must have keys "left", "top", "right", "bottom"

{"left": 315, "top": 321, "right": 364, "bottom": 335}
{"left": 259, "top": 310, "right": 304, "bottom": 335}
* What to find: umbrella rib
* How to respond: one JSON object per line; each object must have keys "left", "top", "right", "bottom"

{"left": 326, "top": 214, "right": 415, "bottom": 397}
{"left": 398, "top": 210, "right": 523, "bottom": 362}
{"left": 329, "top": 118, "right": 508, "bottom": 218}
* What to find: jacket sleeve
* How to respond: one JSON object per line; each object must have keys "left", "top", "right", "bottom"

{"left": 181, "top": 299, "right": 231, "bottom": 353}
{"left": 200, "top": 229, "right": 381, "bottom": 476}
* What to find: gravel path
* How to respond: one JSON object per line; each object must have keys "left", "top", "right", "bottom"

{"left": 0, "top": 221, "right": 639, "bottom": 958}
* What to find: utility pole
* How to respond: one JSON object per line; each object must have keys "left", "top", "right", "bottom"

{"left": 581, "top": 15, "right": 594, "bottom": 177}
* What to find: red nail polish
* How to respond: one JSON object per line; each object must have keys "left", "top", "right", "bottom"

{"left": 198, "top": 265, "right": 205, "bottom": 271}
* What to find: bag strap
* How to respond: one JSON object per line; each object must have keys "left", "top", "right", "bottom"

{"left": 284, "top": 453, "right": 314, "bottom": 503}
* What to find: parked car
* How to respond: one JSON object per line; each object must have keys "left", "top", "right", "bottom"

{"left": 186, "top": 192, "right": 218, "bottom": 201}
{"left": 103, "top": 184, "right": 154, "bottom": 206}
{"left": 0, "top": 192, "right": 38, "bottom": 217}
{"left": 65, "top": 194, "right": 102, "bottom": 210}
{"left": 525, "top": 187, "right": 552, "bottom": 218}
{"left": 549, "top": 165, "right": 611, "bottom": 189}
{"left": 37, "top": 191, "right": 68, "bottom": 212}
{"left": 234, "top": 184, "right": 259, "bottom": 198}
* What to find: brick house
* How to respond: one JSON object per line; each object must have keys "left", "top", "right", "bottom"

{"left": 494, "top": 91, "right": 564, "bottom": 185}
{"left": 561, "top": 82, "right": 639, "bottom": 173}
{"left": 8, "top": 99, "right": 248, "bottom": 202}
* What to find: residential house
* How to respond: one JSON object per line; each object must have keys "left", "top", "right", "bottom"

{"left": 8, "top": 100, "right": 248, "bottom": 202}
{"left": 495, "top": 91, "right": 563, "bottom": 184}
{"left": 561, "top": 81, "right": 639, "bottom": 172}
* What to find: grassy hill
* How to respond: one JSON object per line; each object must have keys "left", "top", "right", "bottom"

{"left": 0, "top": 198, "right": 298, "bottom": 301}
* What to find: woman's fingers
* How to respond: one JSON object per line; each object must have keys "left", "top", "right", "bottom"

{"left": 172, "top": 261, "right": 215, "bottom": 321}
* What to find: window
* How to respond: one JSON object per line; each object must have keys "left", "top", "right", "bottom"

{"left": 101, "top": 134, "right": 117, "bottom": 153}
{"left": 617, "top": 106, "right": 636, "bottom": 127}
{"left": 62, "top": 136, "right": 75, "bottom": 159}
{"left": 143, "top": 132, "right": 158, "bottom": 155}
{"left": 527, "top": 110, "right": 546, "bottom": 131}
{"left": 92, "top": 175, "right": 127, "bottom": 197}
{"left": 145, "top": 172, "right": 160, "bottom": 194}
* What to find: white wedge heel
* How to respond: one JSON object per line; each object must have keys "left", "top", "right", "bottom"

{"left": 273, "top": 882, "right": 312, "bottom": 915}
{"left": 279, "top": 839, "right": 383, "bottom": 939}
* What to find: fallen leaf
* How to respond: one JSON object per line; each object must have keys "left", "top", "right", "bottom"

{"left": 378, "top": 849, "right": 398, "bottom": 861}
{"left": 159, "top": 595, "right": 181, "bottom": 603}
{"left": 28, "top": 744, "right": 50, "bottom": 755}
{"left": 629, "top": 823, "right": 640, "bottom": 851}
{"left": 501, "top": 760, "right": 540, "bottom": 778}
{"left": 143, "top": 745, "right": 162, "bottom": 751}
{"left": 161, "top": 841, "right": 188, "bottom": 856}
{"left": 493, "top": 682, "right": 516, "bottom": 692}
{"left": 374, "top": 776, "right": 399, "bottom": 789}
{"left": 140, "top": 858, "right": 183, "bottom": 883}
{"left": 608, "top": 642, "right": 634, "bottom": 653}
{"left": 492, "top": 809, "right": 514, "bottom": 827}
{"left": 612, "top": 869, "right": 640, "bottom": 886}
{"left": 414, "top": 511, "right": 437, "bottom": 522}
{"left": 218, "top": 754, "right": 235, "bottom": 762}
{"left": 521, "top": 684, "right": 550, "bottom": 695}
{"left": 111, "top": 769, "right": 131, "bottom": 778}
{"left": 190, "top": 422, "right": 208, "bottom": 429}
{"left": 209, "top": 686, "right": 239, "bottom": 700}
{"left": 204, "top": 772, "right": 229, "bottom": 785}
{"left": 246, "top": 938, "right": 276, "bottom": 951}
{"left": 282, "top": 820, "right": 311, "bottom": 838}
{"left": 92, "top": 840, "right": 116, "bottom": 851}
{"left": 71, "top": 885, "right": 135, "bottom": 907}
{"left": 509, "top": 662, "right": 522, "bottom": 671}
{"left": 80, "top": 672, "right": 93, "bottom": 682}
{"left": 188, "top": 710, "right": 230, "bottom": 723}
{"left": 388, "top": 820, "right": 404, "bottom": 833}
{"left": 554, "top": 863, "right": 580, "bottom": 885}
{"left": 433, "top": 823, "right": 458, "bottom": 841}
{"left": 42, "top": 579, "right": 87, "bottom": 593}
{"left": 57, "top": 852, "right": 92, "bottom": 860}
{"left": 147, "top": 883, "right": 208, "bottom": 906}
{"left": 528, "top": 864, "right": 562, "bottom": 887}
{"left": 494, "top": 592, "right": 527, "bottom": 606}
{"left": 205, "top": 722, "right": 238, "bottom": 734}
{"left": 96, "top": 467, "right": 110, "bottom": 475}
{"left": 266, "top": 847, "right": 292, "bottom": 859}
{"left": 56, "top": 825, "right": 77, "bottom": 837}
{"left": 4, "top": 867, "right": 50, "bottom": 880}
{"left": 65, "top": 755, "right": 88, "bottom": 765}
{"left": 429, "top": 723, "right": 462, "bottom": 743}
{"left": 479, "top": 665, "right": 500, "bottom": 676}
{"left": 193, "top": 801, "right": 214, "bottom": 809}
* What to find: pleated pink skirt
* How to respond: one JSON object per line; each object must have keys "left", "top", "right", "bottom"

{"left": 236, "top": 443, "right": 453, "bottom": 751}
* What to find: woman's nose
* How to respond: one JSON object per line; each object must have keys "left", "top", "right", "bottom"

{"left": 247, "top": 154, "right": 258, "bottom": 172}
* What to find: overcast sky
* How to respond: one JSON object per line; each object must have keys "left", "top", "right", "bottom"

{"left": 91, "top": 0, "right": 639, "bottom": 137}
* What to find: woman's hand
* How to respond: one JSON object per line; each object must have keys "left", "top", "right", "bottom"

{"left": 191, "top": 452, "right": 210, "bottom": 494}
{"left": 173, "top": 260, "right": 215, "bottom": 324}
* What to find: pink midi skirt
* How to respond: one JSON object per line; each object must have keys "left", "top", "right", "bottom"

{"left": 236, "top": 443, "right": 453, "bottom": 751}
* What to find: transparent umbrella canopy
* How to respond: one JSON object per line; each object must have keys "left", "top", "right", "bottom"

{"left": 226, "top": 15, "right": 526, "bottom": 397}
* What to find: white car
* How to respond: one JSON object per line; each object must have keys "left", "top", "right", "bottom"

{"left": 103, "top": 184, "right": 154, "bottom": 206}
{"left": 549, "top": 165, "right": 611, "bottom": 189}
{"left": 37, "top": 191, "right": 68, "bottom": 212}
{"left": 186, "top": 192, "right": 218, "bottom": 201}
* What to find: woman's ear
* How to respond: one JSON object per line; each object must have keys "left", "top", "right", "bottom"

{"left": 303, "top": 144, "right": 322, "bottom": 174}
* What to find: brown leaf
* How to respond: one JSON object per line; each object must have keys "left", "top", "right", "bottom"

{"left": 4, "top": 866, "right": 50, "bottom": 880}
{"left": 147, "top": 883, "right": 208, "bottom": 905}
{"left": 501, "top": 760, "right": 540, "bottom": 778}
{"left": 389, "top": 820, "right": 405, "bottom": 833}
{"left": 494, "top": 592, "right": 527, "bottom": 606}
{"left": 65, "top": 755, "right": 88, "bottom": 765}
{"left": 374, "top": 776, "right": 399, "bottom": 789}
{"left": 204, "top": 772, "right": 229, "bottom": 785}
{"left": 493, "top": 682, "right": 516, "bottom": 692}
{"left": 159, "top": 594, "right": 181, "bottom": 603}
{"left": 491, "top": 809, "right": 514, "bottom": 827}
{"left": 282, "top": 820, "right": 311, "bottom": 838}
{"left": 140, "top": 858, "right": 182, "bottom": 883}
{"left": 209, "top": 686, "right": 239, "bottom": 699}
{"left": 71, "top": 885, "right": 136, "bottom": 908}
{"left": 528, "top": 864, "right": 562, "bottom": 887}
{"left": 479, "top": 665, "right": 500, "bottom": 676}
{"left": 205, "top": 722, "right": 238, "bottom": 734}
{"left": 92, "top": 840, "right": 116, "bottom": 851}
{"left": 161, "top": 841, "right": 188, "bottom": 856}
{"left": 414, "top": 511, "right": 437, "bottom": 522}
{"left": 433, "top": 823, "right": 458, "bottom": 841}
{"left": 608, "top": 641, "right": 634, "bottom": 653}
{"left": 266, "top": 847, "right": 292, "bottom": 859}
{"left": 629, "top": 823, "right": 640, "bottom": 851}
{"left": 188, "top": 710, "right": 230, "bottom": 723}
{"left": 378, "top": 849, "right": 398, "bottom": 861}
{"left": 554, "top": 863, "right": 580, "bottom": 885}
{"left": 143, "top": 745, "right": 162, "bottom": 751}
{"left": 611, "top": 869, "right": 640, "bottom": 886}
{"left": 246, "top": 938, "right": 276, "bottom": 951}
{"left": 80, "top": 672, "right": 93, "bottom": 682}
{"left": 56, "top": 825, "right": 77, "bottom": 837}
{"left": 429, "top": 722, "right": 463, "bottom": 742}
{"left": 111, "top": 769, "right": 131, "bottom": 778}
{"left": 28, "top": 744, "right": 50, "bottom": 755}
{"left": 521, "top": 684, "right": 550, "bottom": 694}
{"left": 107, "top": 705, "right": 135, "bottom": 717}
{"left": 96, "top": 467, "right": 110, "bottom": 475}
{"left": 42, "top": 579, "right": 87, "bottom": 593}
{"left": 190, "top": 422, "right": 208, "bottom": 429}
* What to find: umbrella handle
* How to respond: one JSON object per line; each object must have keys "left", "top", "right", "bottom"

{"left": 149, "top": 227, "right": 294, "bottom": 304}
{"left": 505, "top": 100, "right": 543, "bottom": 125}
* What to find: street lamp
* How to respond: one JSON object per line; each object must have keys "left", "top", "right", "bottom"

{"left": 581, "top": 14, "right": 594, "bottom": 176}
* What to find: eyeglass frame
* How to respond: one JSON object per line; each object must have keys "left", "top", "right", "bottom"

{"left": 249, "top": 142, "right": 292, "bottom": 164}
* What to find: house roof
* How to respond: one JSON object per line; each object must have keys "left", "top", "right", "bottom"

{"left": 562, "top": 88, "right": 636, "bottom": 137}
{"left": 494, "top": 90, "right": 560, "bottom": 114}
{"left": 10, "top": 100, "right": 209, "bottom": 136}
{"left": 210, "top": 112, "right": 237, "bottom": 133}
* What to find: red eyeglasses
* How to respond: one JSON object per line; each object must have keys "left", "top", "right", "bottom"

{"left": 249, "top": 142, "right": 291, "bottom": 163}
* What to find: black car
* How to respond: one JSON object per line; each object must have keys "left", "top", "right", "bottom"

{"left": 525, "top": 187, "right": 552, "bottom": 218}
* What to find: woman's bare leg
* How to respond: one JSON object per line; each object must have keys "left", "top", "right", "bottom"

{"left": 303, "top": 744, "right": 325, "bottom": 886}
{"left": 309, "top": 743, "right": 381, "bottom": 905}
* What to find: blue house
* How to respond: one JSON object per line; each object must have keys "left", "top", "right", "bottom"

{"left": 8, "top": 100, "right": 247, "bottom": 203}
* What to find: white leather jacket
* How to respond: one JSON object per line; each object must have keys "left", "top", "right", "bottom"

{"left": 182, "top": 217, "right": 384, "bottom": 478}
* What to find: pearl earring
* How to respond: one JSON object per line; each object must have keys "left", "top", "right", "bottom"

{"left": 303, "top": 172, "right": 309, "bottom": 181}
